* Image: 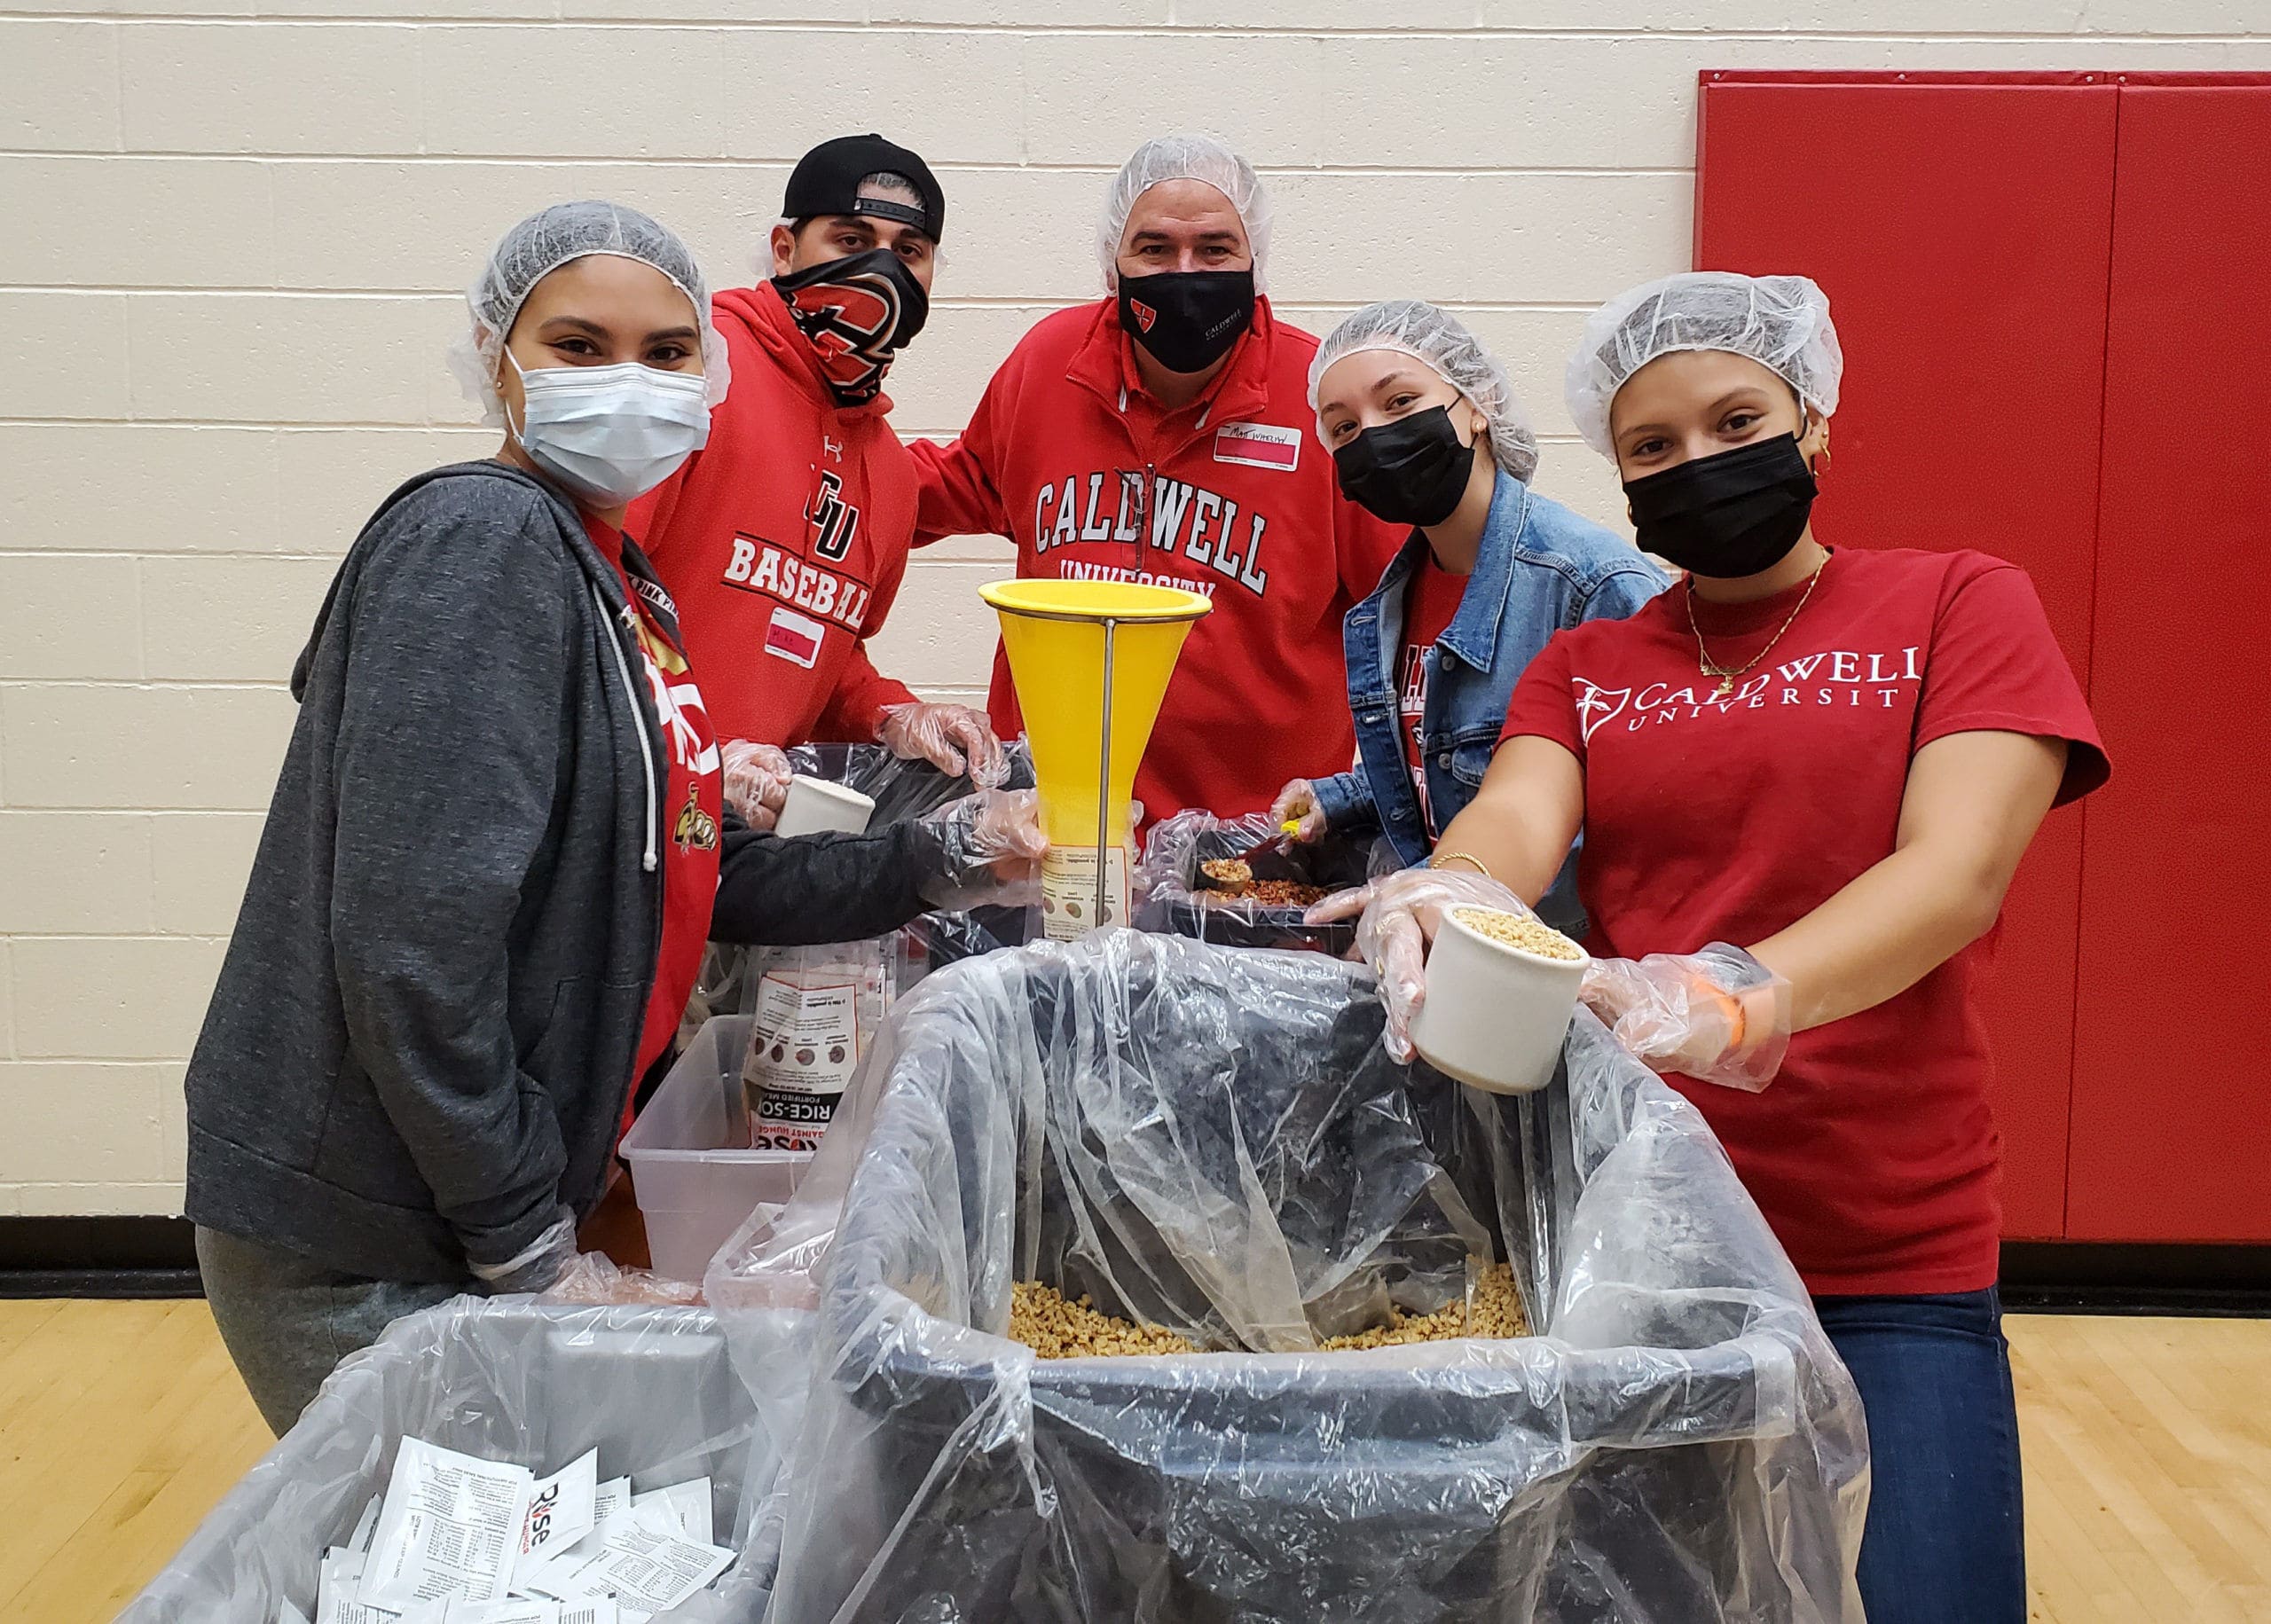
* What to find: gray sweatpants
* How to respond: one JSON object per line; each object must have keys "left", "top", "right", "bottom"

{"left": 195, "top": 1226, "right": 468, "bottom": 1435}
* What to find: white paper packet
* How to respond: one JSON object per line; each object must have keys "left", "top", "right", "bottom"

{"left": 507, "top": 1474, "right": 632, "bottom": 1602}
{"left": 349, "top": 1495, "right": 383, "bottom": 1556}
{"left": 516, "top": 1501, "right": 733, "bottom": 1614}
{"left": 315, "top": 1547, "right": 397, "bottom": 1624}
{"left": 512, "top": 1448, "right": 600, "bottom": 1589}
{"left": 629, "top": 1479, "right": 712, "bottom": 1545}
{"left": 363, "top": 1440, "right": 534, "bottom": 1611}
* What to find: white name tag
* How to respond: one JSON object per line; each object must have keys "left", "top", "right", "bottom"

{"left": 1214, "top": 421, "right": 1301, "bottom": 471}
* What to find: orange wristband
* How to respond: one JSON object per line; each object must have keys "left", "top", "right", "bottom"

{"left": 1696, "top": 981, "right": 1748, "bottom": 1053}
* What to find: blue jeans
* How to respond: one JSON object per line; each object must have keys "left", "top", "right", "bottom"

{"left": 1813, "top": 1287, "right": 2026, "bottom": 1624}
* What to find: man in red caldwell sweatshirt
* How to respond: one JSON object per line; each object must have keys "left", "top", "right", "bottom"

{"left": 633, "top": 134, "right": 1003, "bottom": 827}
{"left": 911, "top": 135, "right": 1402, "bottom": 824}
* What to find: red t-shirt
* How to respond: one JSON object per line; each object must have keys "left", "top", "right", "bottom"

{"left": 1499, "top": 547, "right": 2108, "bottom": 1296}
{"left": 1395, "top": 553, "right": 1467, "bottom": 838}
{"left": 908, "top": 296, "right": 1403, "bottom": 824}
{"left": 588, "top": 517, "right": 724, "bottom": 1110}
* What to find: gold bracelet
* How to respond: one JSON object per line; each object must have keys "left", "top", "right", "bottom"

{"left": 1430, "top": 850, "right": 1493, "bottom": 879}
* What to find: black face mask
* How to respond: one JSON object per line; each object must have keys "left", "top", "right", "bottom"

{"left": 773, "top": 247, "right": 931, "bottom": 408}
{"left": 1118, "top": 268, "right": 1255, "bottom": 375}
{"left": 1623, "top": 434, "right": 1818, "bottom": 577}
{"left": 1332, "top": 406, "right": 1477, "bottom": 529}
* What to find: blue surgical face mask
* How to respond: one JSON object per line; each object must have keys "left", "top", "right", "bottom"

{"left": 507, "top": 355, "right": 710, "bottom": 508}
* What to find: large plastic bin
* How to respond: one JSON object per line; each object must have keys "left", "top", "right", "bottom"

{"left": 713, "top": 932, "right": 1868, "bottom": 1622}
{"left": 621, "top": 1014, "right": 808, "bottom": 1282}
{"left": 120, "top": 1299, "right": 770, "bottom": 1623}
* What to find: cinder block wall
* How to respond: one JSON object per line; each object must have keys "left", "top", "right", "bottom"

{"left": 4, "top": 3, "right": 2267, "bottom": 1216}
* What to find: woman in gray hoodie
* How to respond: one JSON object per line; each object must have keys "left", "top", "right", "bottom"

{"left": 182, "top": 202, "right": 1042, "bottom": 1432}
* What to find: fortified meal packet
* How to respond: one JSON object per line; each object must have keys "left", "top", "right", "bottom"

{"left": 742, "top": 942, "right": 897, "bottom": 1151}
{"left": 361, "top": 1440, "right": 532, "bottom": 1611}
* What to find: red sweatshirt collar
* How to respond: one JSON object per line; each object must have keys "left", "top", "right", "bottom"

{"left": 715, "top": 281, "right": 898, "bottom": 422}
{"left": 1063, "top": 293, "right": 1278, "bottom": 428}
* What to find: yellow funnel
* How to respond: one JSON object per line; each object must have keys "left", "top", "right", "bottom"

{"left": 982, "top": 579, "right": 1210, "bottom": 936}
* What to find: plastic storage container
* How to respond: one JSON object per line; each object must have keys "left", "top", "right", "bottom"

{"left": 620, "top": 1014, "right": 808, "bottom": 1282}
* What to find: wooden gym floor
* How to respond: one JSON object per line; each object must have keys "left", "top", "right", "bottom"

{"left": 3, "top": 1299, "right": 2267, "bottom": 1621}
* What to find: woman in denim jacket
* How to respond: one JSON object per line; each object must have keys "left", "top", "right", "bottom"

{"left": 1272, "top": 302, "right": 1663, "bottom": 932}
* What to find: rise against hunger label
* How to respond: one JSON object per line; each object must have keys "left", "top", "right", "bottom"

{"left": 743, "top": 970, "right": 864, "bottom": 1151}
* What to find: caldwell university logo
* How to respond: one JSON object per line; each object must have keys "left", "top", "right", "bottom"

{"left": 1128, "top": 298, "right": 1159, "bottom": 333}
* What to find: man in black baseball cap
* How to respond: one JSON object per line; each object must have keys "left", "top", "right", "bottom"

{"left": 629, "top": 133, "right": 1005, "bottom": 822}
{"left": 771, "top": 132, "right": 947, "bottom": 408}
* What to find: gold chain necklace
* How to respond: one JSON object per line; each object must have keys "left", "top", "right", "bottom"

{"left": 1686, "top": 561, "right": 1827, "bottom": 698}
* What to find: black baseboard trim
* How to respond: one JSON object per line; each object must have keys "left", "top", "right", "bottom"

{"left": 4, "top": 1220, "right": 2267, "bottom": 1314}
{"left": 0, "top": 1215, "right": 202, "bottom": 1299}
{"left": 2000, "top": 1241, "right": 2271, "bottom": 1316}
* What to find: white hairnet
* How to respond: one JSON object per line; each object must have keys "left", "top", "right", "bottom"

{"left": 1096, "top": 134, "right": 1273, "bottom": 294}
{"left": 446, "top": 200, "right": 731, "bottom": 428}
{"left": 1564, "top": 271, "right": 1841, "bottom": 458}
{"left": 1307, "top": 301, "right": 1540, "bottom": 484}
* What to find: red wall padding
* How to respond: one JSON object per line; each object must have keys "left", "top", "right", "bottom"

{"left": 1695, "top": 77, "right": 2119, "bottom": 1238}
{"left": 2064, "top": 84, "right": 2271, "bottom": 1242}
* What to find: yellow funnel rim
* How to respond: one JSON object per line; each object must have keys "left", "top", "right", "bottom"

{"left": 980, "top": 578, "right": 1213, "bottom": 625}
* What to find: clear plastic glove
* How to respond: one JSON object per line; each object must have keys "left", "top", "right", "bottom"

{"left": 876, "top": 702, "right": 1009, "bottom": 788}
{"left": 1306, "top": 867, "right": 1530, "bottom": 1063}
{"left": 467, "top": 1206, "right": 578, "bottom": 1294}
{"left": 1580, "top": 943, "right": 1792, "bottom": 1092}
{"left": 1268, "top": 779, "right": 1329, "bottom": 844}
{"left": 913, "top": 788, "right": 1047, "bottom": 910}
{"left": 720, "top": 740, "right": 792, "bottom": 831}
{"left": 541, "top": 1251, "right": 706, "bottom": 1306}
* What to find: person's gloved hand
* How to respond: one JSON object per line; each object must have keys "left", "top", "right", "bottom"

{"left": 1307, "top": 868, "right": 1531, "bottom": 1063}
{"left": 1580, "top": 944, "right": 1792, "bottom": 1092}
{"left": 468, "top": 1206, "right": 579, "bottom": 1295}
{"left": 720, "top": 740, "right": 792, "bottom": 831}
{"left": 1269, "top": 779, "right": 1329, "bottom": 844}
{"left": 541, "top": 1251, "right": 705, "bottom": 1306}
{"left": 913, "top": 788, "right": 1047, "bottom": 910}
{"left": 876, "top": 702, "right": 1008, "bottom": 788}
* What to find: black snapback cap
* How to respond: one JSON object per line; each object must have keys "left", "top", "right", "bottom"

{"left": 782, "top": 133, "right": 946, "bottom": 242}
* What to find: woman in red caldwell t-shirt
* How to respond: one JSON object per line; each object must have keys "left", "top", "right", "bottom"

{"left": 1323, "top": 272, "right": 2107, "bottom": 1624}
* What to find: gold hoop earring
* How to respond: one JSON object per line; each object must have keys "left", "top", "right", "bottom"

{"left": 1813, "top": 446, "right": 1833, "bottom": 476}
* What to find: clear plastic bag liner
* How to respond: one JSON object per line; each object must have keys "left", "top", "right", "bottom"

{"left": 709, "top": 931, "right": 1867, "bottom": 1621}
{"left": 121, "top": 1299, "right": 772, "bottom": 1623}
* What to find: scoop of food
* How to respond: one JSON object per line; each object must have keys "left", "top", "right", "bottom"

{"left": 1198, "top": 855, "right": 1331, "bottom": 909}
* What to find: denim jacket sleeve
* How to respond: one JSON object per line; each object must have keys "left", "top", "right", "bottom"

{"left": 1577, "top": 561, "right": 1670, "bottom": 626}
{"left": 1309, "top": 761, "right": 1381, "bottom": 834}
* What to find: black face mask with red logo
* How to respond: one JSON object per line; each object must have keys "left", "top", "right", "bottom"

{"left": 774, "top": 247, "right": 931, "bottom": 409}
{"left": 1118, "top": 268, "right": 1255, "bottom": 377}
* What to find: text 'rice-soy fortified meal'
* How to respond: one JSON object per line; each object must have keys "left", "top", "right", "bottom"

{"left": 743, "top": 945, "right": 896, "bottom": 1151}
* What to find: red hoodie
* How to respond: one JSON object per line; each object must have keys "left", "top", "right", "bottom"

{"left": 631, "top": 283, "right": 919, "bottom": 747}
{"left": 911, "top": 297, "right": 1402, "bottom": 821}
